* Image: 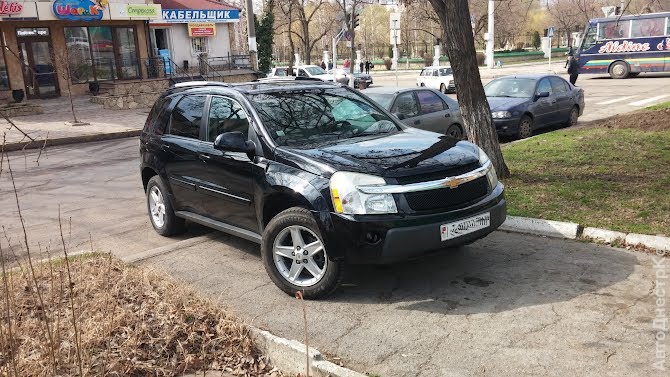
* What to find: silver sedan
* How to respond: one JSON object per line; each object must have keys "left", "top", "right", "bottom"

{"left": 364, "top": 87, "right": 465, "bottom": 139}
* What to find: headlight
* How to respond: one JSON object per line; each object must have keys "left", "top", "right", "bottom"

{"left": 491, "top": 111, "right": 512, "bottom": 119}
{"left": 330, "top": 172, "right": 398, "bottom": 215}
{"left": 477, "top": 147, "right": 499, "bottom": 188}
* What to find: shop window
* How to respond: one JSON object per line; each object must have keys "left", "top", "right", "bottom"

{"left": 0, "top": 50, "right": 9, "bottom": 90}
{"left": 64, "top": 26, "right": 140, "bottom": 83}
{"left": 191, "top": 38, "right": 208, "bottom": 55}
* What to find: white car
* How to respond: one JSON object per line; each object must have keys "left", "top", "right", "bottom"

{"left": 268, "top": 65, "right": 335, "bottom": 82}
{"left": 417, "top": 66, "right": 455, "bottom": 94}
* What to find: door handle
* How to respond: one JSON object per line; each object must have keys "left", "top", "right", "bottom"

{"left": 444, "top": 113, "right": 451, "bottom": 118}
{"left": 198, "top": 153, "right": 211, "bottom": 161}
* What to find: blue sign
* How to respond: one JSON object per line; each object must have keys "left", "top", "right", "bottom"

{"left": 53, "top": 0, "right": 105, "bottom": 22}
{"left": 161, "top": 9, "right": 240, "bottom": 23}
{"left": 548, "top": 26, "right": 555, "bottom": 38}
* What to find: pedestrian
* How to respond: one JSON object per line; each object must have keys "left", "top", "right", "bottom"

{"left": 565, "top": 49, "right": 579, "bottom": 85}
{"left": 365, "top": 60, "right": 371, "bottom": 74}
{"left": 320, "top": 61, "right": 326, "bottom": 70}
{"left": 359, "top": 61, "right": 364, "bottom": 73}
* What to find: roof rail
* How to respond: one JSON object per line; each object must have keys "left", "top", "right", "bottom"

{"left": 253, "top": 76, "right": 331, "bottom": 83}
{"left": 172, "top": 81, "right": 229, "bottom": 88}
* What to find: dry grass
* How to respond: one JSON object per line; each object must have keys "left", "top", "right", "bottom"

{"left": 0, "top": 254, "right": 280, "bottom": 376}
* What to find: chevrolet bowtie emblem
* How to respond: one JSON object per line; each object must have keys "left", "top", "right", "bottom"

{"left": 444, "top": 177, "right": 465, "bottom": 189}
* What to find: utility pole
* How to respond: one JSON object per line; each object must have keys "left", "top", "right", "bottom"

{"left": 245, "top": 0, "right": 258, "bottom": 70}
{"left": 485, "top": 0, "right": 494, "bottom": 69}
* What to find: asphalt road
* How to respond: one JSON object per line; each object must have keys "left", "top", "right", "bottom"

{"left": 371, "top": 70, "right": 670, "bottom": 122}
{"left": 1, "top": 138, "right": 666, "bottom": 376}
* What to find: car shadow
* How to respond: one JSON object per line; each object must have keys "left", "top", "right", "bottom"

{"left": 325, "top": 232, "right": 637, "bottom": 315}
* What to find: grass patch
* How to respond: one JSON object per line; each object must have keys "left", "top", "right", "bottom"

{"left": 0, "top": 254, "right": 278, "bottom": 376}
{"left": 502, "top": 127, "right": 670, "bottom": 235}
{"left": 647, "top": 101, "right": 670, "bottom": 110}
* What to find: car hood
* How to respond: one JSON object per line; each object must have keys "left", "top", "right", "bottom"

{"left": 487, "top": 96, "right": 529, "bottom": 111}
{"left": 313, "top": 74, "right": 335, "bottom": 81}
{"left": 276, "top": 128, "right": 480, "bottom": 179}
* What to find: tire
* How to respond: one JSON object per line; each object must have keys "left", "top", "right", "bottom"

{"left": 420, "top": 82, "right": 425, "bottom": 87}
{"left": 609, "top": 61, "right": 630, "bottom": 79}
{"left": 440, "top": 83, "right": 447, "bottom": 94}
{"left": 262, "top": 207, "right": 344, "bottom": 299}
{"left": 566, "top": 106, "right": 579, "bottom": 127}
{"left": 446, "top": 124, "right": 464, "bottom": 139}
{"left": 146, "top": 176, "right": 185, "bottom": 236}
{"left": 517, "top": 115, "right": 533, "bottom": 139}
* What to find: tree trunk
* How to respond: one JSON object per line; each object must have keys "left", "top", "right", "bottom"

{"left": 428, "top": 0, "right": 510, "bottom": 178}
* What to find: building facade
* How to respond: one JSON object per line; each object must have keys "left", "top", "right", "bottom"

{"left": 149, "top": 0, "right": 240, "bottom": 71}
{"left": 0, "top": 0, "right": 163, "bottom": 100}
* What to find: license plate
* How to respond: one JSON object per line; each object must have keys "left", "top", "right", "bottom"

{"left": 440, "top": 213, "right": 491, "bottom": 241}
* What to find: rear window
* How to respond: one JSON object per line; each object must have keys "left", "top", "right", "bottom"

{"left": 144, "top": 96, "right": 172, "bottom": 135}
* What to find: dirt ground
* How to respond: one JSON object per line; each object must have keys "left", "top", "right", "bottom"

{"left": 577, "top": 107, "right": 670, "bottom": 132}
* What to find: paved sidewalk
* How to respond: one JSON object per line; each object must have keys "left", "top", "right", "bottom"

{"left": 1, "top": 96, "right": 148, "bottom": 148}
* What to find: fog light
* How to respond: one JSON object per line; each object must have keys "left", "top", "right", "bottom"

{"left": 365, "top": 232, "right": 382, "bottom": 245}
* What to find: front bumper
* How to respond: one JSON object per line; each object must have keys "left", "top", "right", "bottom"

{"left": 323, "top": 183, "right": 506, "bottom": 264}
{"left": 493, "top": 117, "right": 520, "bottom": 137}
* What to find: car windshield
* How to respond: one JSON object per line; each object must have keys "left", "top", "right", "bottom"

{"left": 365, "top": 93, "right": 394, "bottom": 109}
{"left": 485, "top": 78, "right": 536, "bottom": 98}
{"left": 304, "top": 66, "right": 326, "bottom": 75}
{"left": 250, "top": 87, "right": 400, "bottom": 148}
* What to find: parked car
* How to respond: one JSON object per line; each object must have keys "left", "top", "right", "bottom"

{"left": 417, "top": 66, "right": 455, "bottom": 93}
{"left": 268, "top": 65, "right": 335, "bottom": 82}
{"left": 140, "top": 80, "right": 506, "bottom": 298}
{"left": 329, "top": 68, "right": 373, "bottom": 87}
{"left": 364, "top": 87, "right": 464, "bottom": 139}
{"left": 484, "top": 74, "right": 585, "bottom": 139}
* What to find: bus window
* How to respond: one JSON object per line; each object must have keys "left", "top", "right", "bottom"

{"left": 667, "top": 17, "right": 670, "bottom": 35}
{"left": 581, "top": 25, "right": 598, "bottom": 50}
{"left": 598, "top": 21, "right": 631, "bottom": 40}
{"left": 631, "top": 17, "right": 665, "bottom": 37}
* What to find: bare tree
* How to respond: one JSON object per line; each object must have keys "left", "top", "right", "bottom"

{"left": 424, "top": 0, "right": 510, "bottom": 177}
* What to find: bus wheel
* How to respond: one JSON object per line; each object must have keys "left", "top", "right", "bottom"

{"left": 609, "top": 61, "right": 630, "bottom": 79}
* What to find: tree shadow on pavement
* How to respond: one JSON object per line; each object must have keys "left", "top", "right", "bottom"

{"left": 327, "top": 231, "right": 637, "bottom": 315}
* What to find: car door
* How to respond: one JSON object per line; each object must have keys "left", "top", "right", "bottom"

{"left": 161, "top": 95, "right": 207, "bottom": 213}
{"left": 531, "top": 78, "right": 556, "bottom": 128}
{"left": 390, "top": 91, "right": 421, "bottom": 127}
{"left": 549, "top": 76, "right": 572, "bottom": 122}
{"left": 197, "top": 95, "right": 258, "bottom": 231}
{"left": 415, "top": 89, "right": 451, "bottom": 133}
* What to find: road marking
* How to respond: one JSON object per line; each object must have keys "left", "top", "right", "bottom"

{"left": 629, "top": 95, "right": 669, "bottom": 107}
{"left": 596, "top": 96, "right": 636, "bottom": 105}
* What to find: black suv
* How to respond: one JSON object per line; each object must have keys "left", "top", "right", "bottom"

{"left": 140, "top": 80, "right": 506, "bottom": 298}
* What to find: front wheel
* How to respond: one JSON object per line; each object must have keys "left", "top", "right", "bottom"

{"left": 146, "top": 176, "right": 185, "bottom": 236}
{"left": 446, "top": 124, "right": 464, "bottom": 139}
{"left": 609, "top": 61, "right": 630, "bottom": 79}
{"left": 262, "top": 207, "right": 344, "bottom": 299}
{"left": 517, "top": 115, "right": 533, "bottom": 139}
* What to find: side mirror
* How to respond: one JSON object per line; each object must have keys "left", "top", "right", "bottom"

{"left": 535, "top": 91, "right": 550, "bottom": 100}
{"left": 214, "top": 131, "right": 255, "bottom": 154}
{"left": 393, "top": 112, "right": 406, "bottom": 120}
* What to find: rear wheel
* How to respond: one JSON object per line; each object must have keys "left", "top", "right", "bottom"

{"left": 262, "top": 207, "right": 344, "bottom": 299}
{"left": 446, "top": 124, "right": 464, "bottom": 139}
{"left": 566, "top": 106, "right": 579, "bottom": 127}
{"left": 517, "top": 115, "right": 533, "bottom": 139}
{"left": 146, "top": 176, "right": 185, "bottom": 236}
{"left": 609, "top": 61, "right": 630, "bottom": 79}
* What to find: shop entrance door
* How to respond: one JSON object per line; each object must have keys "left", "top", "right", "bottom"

{"left": 17, "top": 28, "right": 60, "bottom": 99}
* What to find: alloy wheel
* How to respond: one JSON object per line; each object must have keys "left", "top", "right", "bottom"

{"left": 272, "top": 225, "right": 328, "bottom": 287}
{"left": 149, "top": 186, "right": 166, "bottom": 228}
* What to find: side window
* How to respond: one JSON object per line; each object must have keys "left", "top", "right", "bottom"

{"left": 144, "top": 96, "right": 172, "bottom": 135}
{"left": 582, "top": 25, "right": 597, "bottom": 50}
{"left": 432, "top": 69, "right": 439, "bottom": 77}
{"left": 298, "top": 69, "right": 308, "bottom": 77}
{"left": 536, "top": 79, "right": 553, "bottom": 95}
{"left": 549, "top": 77, "right": 568, "bottom": 93}
{"left": 420, "top": 69, "right": 427, "bottom": 77}
{"left": 208, "top": 96, "right": 250, "bottom": 141}
{"left": 390, "top": 92, "right": 419, "bottom": 118}
{"left": 598, "top": 21, "right": 630, "bottom": 40}
{"left": 417, "top": 90, "right": 446, "bottom": 114}
{"left": 169, "top": 95, "right": 206, "bottom": 139}
{"left": 631, "top": 17, "right": 664, "bottom": 37}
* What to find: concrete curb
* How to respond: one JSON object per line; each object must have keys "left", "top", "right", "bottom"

{"left": 499, "top": 216, "right": 581, "bottom": 239}
{"left": 250, "top": 328, "right": 365, "bottom": 377}
{"left": 4, "top": 129, "right": 141, "bottom": 152}
{"left": 120, "top": 232, "right": 218, "bottom": 263}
